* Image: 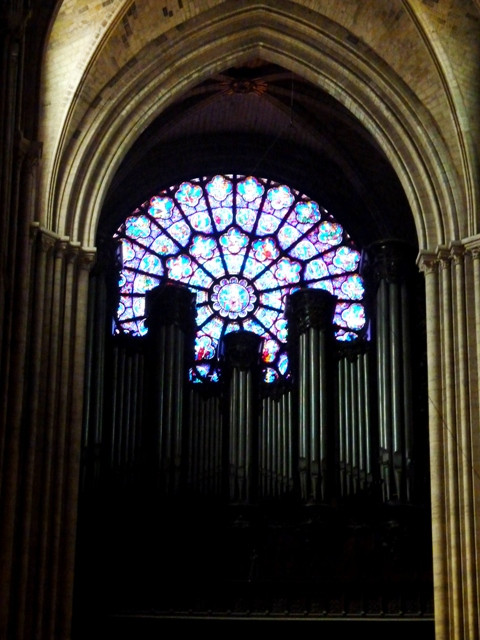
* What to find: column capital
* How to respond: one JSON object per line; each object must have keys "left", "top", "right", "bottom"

{"left": 417, "top": 250, "right": 439, "bottom": 275}
{"left": 219, "top": 330, "right": 262, "bottom": 371}
{"left": 145, "top": 282, "right": 196, "bottom": 334}
{"left": 365, "top": 239, "right": 416, "bottom": 283}
{"left": 286, "top": 288, "right": 336, "bottom": 336}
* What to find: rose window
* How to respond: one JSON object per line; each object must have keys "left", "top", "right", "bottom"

{"left": 113, "top": 174, "right": 367, "bottom": 383}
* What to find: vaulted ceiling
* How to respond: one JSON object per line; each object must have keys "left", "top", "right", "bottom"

{"left": 38, "top": 0, "right": 480, "bottom": 249}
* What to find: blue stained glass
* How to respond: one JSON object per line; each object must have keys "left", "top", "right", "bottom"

{"left": 212, "top": 207, "right": 233, "bottom": 231}
{"left": 189, "top": 211, "right": 213, "bottom": 233}
{"left": 254, "top": 306, "right": 280, "bottom": 329}
{"left": 203, "top": 255, "right": 226, "bottom": 279}
{"left": 267, "top": 184, "right": 294, "bottom": 210}
{"left": 237, "top": 176, "right": 264, "bottom": 202}
{"left": 150, "top": 234, "right": 178, "bottom": 256}
{"left": 340, "top": 274, "right": 365, "bottom": 300}
{"left": 295, "top": 200, "right": 321, "bottom": 224}
{"left": 166, "top": 254, "right": 193, "bottom": 280}
{"left": 206, "top": 175, "right": 233, "bottom": 202}
{"left": 201, "top": 317, "right": 224, "bottom": 340}
{"left": 114, "top": 174, "right": 367, "bottom": 381}
{"left": 190, "top": 235, "right": 217, "bottom": 260}
{"left": 256, "top": 212, "right": 282, "bottom": 235}
{"left": 304, "top": 257, "right": 328, "bottom": 280}
{"left": 149, "top": 196, "right": 175, "bottom": 219}
{"left": 125, "top": 215, "right": 152, "bottom": 239}
{"left": 139, "top": 253, "right": 163, "bottom": 275}
{"left": 335, "top": 329, "right": 359, "bottom": 342}
{"left": 277, "top": 224, "right": 301, "bottom": 250}
{"left": 242, "top": 318, "right": 265, "bottom": 336}
{"left": 220, "top": 227, "right": 248, "bottom": 254}
{"left": 260, "top": 290, "right": 283, "bottom": 309}
{"left": 262, "top": 339, "right": 280, "bottom": 363}
{"left": 195, "top": 334, "right": 216, "bottom": 360}
{"left": 253, "top": 238, "right": 279, "bottom": 263}
{"left": 236, "top": 207, "right": 257, "bottom": 232}
{"left": 243, "top": 256, "right": 264, "bottom": 279}
{"left": 255, "top": 270, "right": 280, "bottom": 291}
{"left": 278, "top": 352, "right": 289, "bottom": 375}
{"left": 223, "top": 253, "right": 244, "bottom": 274}
{"left": 264, "top": 368, "right": 278, "bottom": 383}
{"left": 176, "top": 181, "right": 202, "bottom": 206}
{"left": 331, "top": 246, "right": 361, "bottom": 273}
{"left": 196, "top": 304, "right": 213, "bottom": 326}
{"left": 190, "top": 268, "right": 213, "bottom": 289}
{"left": 133, "top": 273, "right": 160, "bottom": 293}
{"left": 274, "top": 258, "right": 301, "bottom": 284}
{"left": 317, "top": 221, "right": 343, "bottom": 245}
{"left": 289, "top": 239, "right": 317, "bottom": 260}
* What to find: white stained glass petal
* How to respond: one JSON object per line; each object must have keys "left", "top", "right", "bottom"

{"left": 166, "top": 255, "right": 193, "bottom": 281}
{"left": 295, "top": 200, "right": 321, "bottom": 224}
{"left": 262, "top": 338, "right": 280, "bottom": 363}
{"left": 176, "top": 181, "right": 203, "bottom": 207}
{"left": 274, "top": 258, "right": 301, "bottom": 284}
{"left": 317, "top": 221, "right": 343, "bottom": 246}
{"left": 148, "top": 196, "right": 175, "bottom": 219}
{"left": 206, "top": 175, "right": 233, "bottom": 202}
{"left": 278, "top": 352, "right": 289, "bottom": 375}
{"left": 124, "top": 215, "right": 152, "bottom": 240}
{"left": 332, "top": 246, "right": 361, "bottom": 273}
{"left": 219, "top": 227, "right": 248, "bottom": 254}
{"left": 190, "top": 235, "right": 217, "bottom": 261}
{"left": 277, "top": 224, "right": 301, "bottom": 250}
{"left": 237, "top": 176, "right": 264, "bottom": 202}
{"left": 335, "top": 302, "right": 366, "bottom": 330}
{"left": 340, "top": 274, "right": 365, "bottom": 300}
{"left": 267, "top": 184, "right": 295, "bottom": 210}
{"left": 252, "top": 238, "right": 279, "bottom": 264}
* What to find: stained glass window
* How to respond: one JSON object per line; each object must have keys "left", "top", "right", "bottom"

{"left": 113, "top": 175, "right": 367, "bottom": 383}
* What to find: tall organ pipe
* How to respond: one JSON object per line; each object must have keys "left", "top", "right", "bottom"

{"left": 144, "top": 283, "right": 196, "bottom": 497}
{"left": 287, "top": 288, "right": 336, "bottom": 504}
{"left": 220, "top": 331, "right": 262, "bottom": 504}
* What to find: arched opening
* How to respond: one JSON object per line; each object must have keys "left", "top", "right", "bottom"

{"left": 73, "top": 61, "right": 432, "bottom": 637}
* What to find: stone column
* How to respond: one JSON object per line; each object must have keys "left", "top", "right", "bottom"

{"left": 287, "top": 288, "right": 336, "bottom": 504}
{"left": 144, "top": 283, "right": 196, "bottom": 496}
{"left": 219, "top": 330, "right": 262, "bottom": 504}
{"left": 419, "top": 240, "right": 480, "bottom": 640}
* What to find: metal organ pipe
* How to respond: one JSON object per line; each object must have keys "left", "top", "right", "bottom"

{"left": 287, "top": 288, "right": 336, "bottom": 504}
